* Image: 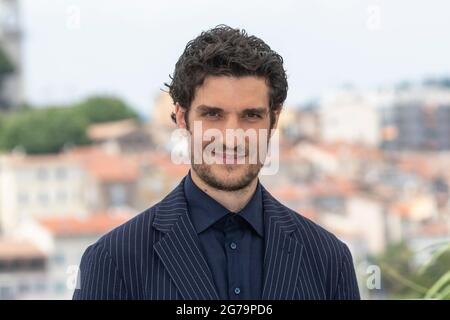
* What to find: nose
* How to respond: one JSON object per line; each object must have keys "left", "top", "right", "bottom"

{"left": 222, "top": 115, "right": 246, "bottom": 152}
{"left": 223, "top": 113, "right": 240, "bottom": 132}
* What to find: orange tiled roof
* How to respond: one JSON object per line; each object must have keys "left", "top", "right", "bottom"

{"left": 128, "top": 150, "right": 190, "bottom": 178}
{"left": 271, "top": 185, "right": 307, "bottom": 201}
{"left": 38, "top": 212, "right": 134, "bottom": 237}
{"left": 0, "top": 239, "right": 46, "bottom": 260}
{"left": 391, "top": 201, "right": 411, "bottom": 218}
{"left": 66, "top": 146, "right": 140, "bottom": 182}
{"left": 308, "top": 177, "right": 356, "bottom": 197}
{"left": 312, "top": 142, "right": 383, "bottom": 159}
{"left": 417, "top": 223, "right": 450, "bottom": 237}
{"left": 295, "top": 208, "right": 318, "bottom": 221}
{"left": 87, "top": 119, "right": 137, "bottom": 141}
{"left": 397, "top": 157, "right": 435, "bottom": 179}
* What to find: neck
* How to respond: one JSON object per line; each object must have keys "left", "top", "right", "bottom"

{"left": 190, "top": 169, "right": 258, "bottom": 213}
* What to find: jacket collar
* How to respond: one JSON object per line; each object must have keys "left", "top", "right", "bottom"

{"left": 183, "top": 170, "right": 264, "bottom": 236}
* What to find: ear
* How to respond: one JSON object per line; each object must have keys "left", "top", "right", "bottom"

{"left": 175, "top": 103, "right": 188, "bottom": 130}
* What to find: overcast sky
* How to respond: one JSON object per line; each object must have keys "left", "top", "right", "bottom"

{"left": 20, "top": 0, "right": 450, "bottom": 117}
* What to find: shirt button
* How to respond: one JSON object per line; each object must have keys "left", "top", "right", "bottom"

{"left": 230, "top": 242, "right": 237, "bottom": 250}
{"left": 234, "top": 287, "right": 241, "bottom": 295}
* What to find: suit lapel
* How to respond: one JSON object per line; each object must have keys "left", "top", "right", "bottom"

{"left": 261, "top": 186, "right": 304, "bottom": 300}
{"left": 152, "top": 178, "right": 220, "bottom": 300}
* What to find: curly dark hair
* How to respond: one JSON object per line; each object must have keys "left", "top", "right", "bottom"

{"left": 164, "top": 25, "right": 288, "bottom": 128}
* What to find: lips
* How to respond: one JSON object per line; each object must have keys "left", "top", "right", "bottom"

{"left": 211, "top": 151, "right": 246, "bottom": 162}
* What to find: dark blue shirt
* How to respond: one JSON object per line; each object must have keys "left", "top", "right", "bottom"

{"left": 183, "top": 170, "right": 264, "bottom": 300}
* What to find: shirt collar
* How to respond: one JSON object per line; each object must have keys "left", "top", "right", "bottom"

{"left": 183, "top": 170, "right": 264, "bottom": 237}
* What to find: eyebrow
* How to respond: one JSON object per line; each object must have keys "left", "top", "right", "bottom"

{"left": 196, "top": 105, "right": 224, "bottom": 114}
{"left": 241, "top": 107, "right": 268, "bottom": 115}
{"left": 195, "top": 105, "right": 268, "bottom": 115}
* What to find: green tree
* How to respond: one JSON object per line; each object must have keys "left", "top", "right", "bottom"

{"left": 369, "top": 242, "right": 450, "bottom": 299}
{"left": 0, "top": 107, "right": 89, "bottom": 154}
{"left": 0, "top": 95, "right": 140, "bottom": 154}
{"left": 0, "top": 46, "right": 14, "bottom": 77}
{"left": 74, "top": 96, "right": 139, "bottom": 124}
{"left": 0, "top": 45, "right": 15, "bottom": 109}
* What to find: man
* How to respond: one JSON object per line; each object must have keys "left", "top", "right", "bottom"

{"left": 73, "top": 25, "right": 360, "bottom": 300}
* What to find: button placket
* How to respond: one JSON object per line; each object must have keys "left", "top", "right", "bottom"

{"left": 224, "top": 215, "right": 242, "bottom": 298}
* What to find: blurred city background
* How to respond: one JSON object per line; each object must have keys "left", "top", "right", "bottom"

{"left": 0, "top": 0, "right": 449, "bottom": 299}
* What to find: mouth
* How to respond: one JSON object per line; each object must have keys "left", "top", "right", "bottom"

{"left": 211, "top": 150, "right": 246, "bottom": 163}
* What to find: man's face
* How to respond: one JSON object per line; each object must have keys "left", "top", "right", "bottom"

{"left": 175, "top": 75, "right": 280, "bottom": 191}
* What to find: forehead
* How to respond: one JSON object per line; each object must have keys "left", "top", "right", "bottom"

{"left": 192, "top": 75, "right": 270, "bottom": 111}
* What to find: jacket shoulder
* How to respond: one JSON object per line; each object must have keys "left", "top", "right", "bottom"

{"left": 91, "top": 204, "right": 158, "bottom": 258}
{"left": 88, "top": 181, "right": 185, "bottom": 262}
{"left": 291, "top": 207, "right": 345, "bottom": 245}
{"left": 285, "top": 206, "right": 359, "bottom": 298}
{"left": 286, "top": 206, "right": 351, "bottom": 258}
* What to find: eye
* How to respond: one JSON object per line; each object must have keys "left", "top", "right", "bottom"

{"left": 245, "top": 112, "right": 262, "bottom": 120}
{"left": 202, "top": 111, "right": 221, "bottom": 119}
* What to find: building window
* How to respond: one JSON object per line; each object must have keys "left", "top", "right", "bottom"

{"left": 54, "top": 281, "right": 66, "bottom": 294}
{"left": 56, "top": 191, "right": 67, "bottom": 203}
{"left": 17, "top": 192, "right": 29, "bottom": 205}
{"left": 52, "top": 253, "right": 65, "bottom": 265}
{"left": 55, "top": 167, "right": 67, "bottom": 180}
{"left": 0, "top": 286, "right": 14, "bottom": 300}
{"left": 35, "top": 281, "right": 47, "bottom": 293}
{"left": 37, "top": 167, "right": 48, "bottom": 181}
{"left": 38, "top": 193, "right": 49, "bottom": 206}
{"left": 109, "top": 184, "right": 127, "bottom": 207}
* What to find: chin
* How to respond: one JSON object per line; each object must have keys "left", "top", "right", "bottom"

{"left": 211, "top": 163, "right": 248, "bottom": 175}
{"left": 211, "top": 164, "right": 259, "bottom": 187}
{"left": 192, "top": 160, "right": 262, "bottom": 191}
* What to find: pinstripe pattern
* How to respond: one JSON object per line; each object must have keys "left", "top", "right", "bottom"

{"left": 73, "top": 176, "right": 360, "bottom": 300}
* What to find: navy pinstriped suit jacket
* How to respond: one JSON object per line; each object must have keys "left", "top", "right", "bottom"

{"left": 73, "top": 176, "right": 360, "bottom": 300}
